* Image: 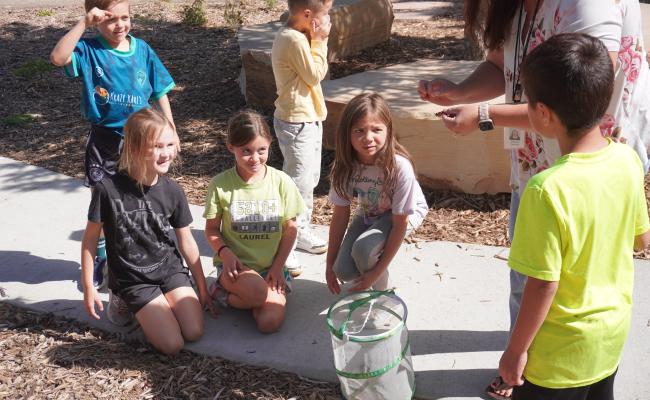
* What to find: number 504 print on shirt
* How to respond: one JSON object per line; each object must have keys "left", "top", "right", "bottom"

{"left": 231, "top": 199, "right": 281, "bottom": 239}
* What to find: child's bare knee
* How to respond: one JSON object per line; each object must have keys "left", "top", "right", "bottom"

{"left": 182, "top": 323, "right": 204, "bottom": 342}
{"left": 256, "top": 316, "right": 283, "bottom": 333}
{"left": 155, "top": 335, "right": 184, "bottom": 355}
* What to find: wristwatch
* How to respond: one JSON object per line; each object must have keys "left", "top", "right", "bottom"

{"left": 478, "top": 103, "right": 495, "bottom": 132}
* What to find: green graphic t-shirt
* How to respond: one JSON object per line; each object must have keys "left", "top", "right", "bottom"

{"left": 203, "top": 166, "right": 306, "bottom": 273}
{"left": 509, "top": 140, "right": 650, "bottom": 388}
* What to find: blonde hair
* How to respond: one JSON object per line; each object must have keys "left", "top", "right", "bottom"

{"left": 329, "top": 92, "right": 414, "bottom": 201}
{"left": 84, "top": 0, "right": 128, "bottom": 12}
{"left": 119, "top": 108, "right": 176, "bottom": 186}
{"left": 227, "top": 110, "right": 273, "bottom": 147}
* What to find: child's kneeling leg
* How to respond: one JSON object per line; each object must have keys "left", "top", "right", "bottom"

{"left": 252, "top": 288, "right": 286, "bottom": 333}
{"left": 164, "top": 286, "right": 204, "bottom": 342}
{"left": 351, "top": 216, "right": 392, "bottom": 290}
{"left": 136, "top": 294, "right": 186, "bottom": 355}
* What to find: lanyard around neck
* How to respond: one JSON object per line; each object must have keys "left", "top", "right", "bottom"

{"left": 512, "top": 0, "right": 541, "bottom": 103}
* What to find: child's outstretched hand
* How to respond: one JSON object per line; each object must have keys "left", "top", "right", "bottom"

{"left": 83, "top": 287, "right": 103, "bottom": 319}
{"left": 265, "top": 267, "right": 287, "bottom": 294}
{"left": 326, "top": 267, "right": 341, "bottom": 294}
{"left": 198, "top": 286, "right": 219, "bottom": 318}
{"left": 85, "top": 7, "right": 113, "bottom": 27}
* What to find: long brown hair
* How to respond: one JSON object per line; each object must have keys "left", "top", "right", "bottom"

{"left": 119, "top": 108, "right": 176, "bottom": 186}
{"left": 465, "top": 0, "right": 521, "bottom": 51}
{"left": 329, "top": 92, "right": 414, "bottom": 201}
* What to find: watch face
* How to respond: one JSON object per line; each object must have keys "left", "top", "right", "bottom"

{"left": 479, "top": 120, "right": 495, "bottom": 131}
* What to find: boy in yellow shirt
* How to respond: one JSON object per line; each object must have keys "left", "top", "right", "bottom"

{"left": 499, "top": 33, "right": 650, "bottom": 399}
{"left": 271, "top": 0, "right": 333, "bottom": 276}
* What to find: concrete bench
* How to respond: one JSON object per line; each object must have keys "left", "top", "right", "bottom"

{"left": 321, "top": 59, "right": 510, "bottom": 194}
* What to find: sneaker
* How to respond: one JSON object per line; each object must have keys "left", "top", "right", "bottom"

{"left": 207, "top": 278, "right": 229, "bottom": 309}
{"left": 107, "top": 290, "right": 134, "bottom": 327}
{"left": 285, "top": 250, "right": 302, "bottom": 277}
{"left": 296, "top": 228, "right": 328, "bottom": 254}
{"left": 93, "top": 257, "right": 107, "bottom": 289}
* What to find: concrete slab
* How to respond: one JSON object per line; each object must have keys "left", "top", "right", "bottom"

{"left": 392, "top": 1, "right": 461, "bottom": 21}
{"left": 1, "top": 156, "right": 649, "bottom": 399}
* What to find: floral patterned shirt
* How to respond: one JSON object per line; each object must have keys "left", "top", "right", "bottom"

{"left": 504, "top": 0, "right": 649, "bottom": 194}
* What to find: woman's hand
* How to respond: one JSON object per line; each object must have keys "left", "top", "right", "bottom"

{"left": 265, "top": 266, "right": 287, "bottom": 294}
{"left": 83, "top": 287, "right": 103, "bottom": 319}
{"left": 439, "top": 104, "right": 480, "bottom": 136}
{"left": 326, "top": 267, "right": 341, "bottom": 294}
{"left": 418, "top": 78, "right": 462, "bottom": 106}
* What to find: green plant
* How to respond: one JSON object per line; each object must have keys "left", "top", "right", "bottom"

{"left": 2, "top": 114, "right": 39, "bottom": 127}
{"left": 264, "top": 0, "right": 277, "bottom": 8}
{"left": 14, "top": 59, "right": 52, "bottom": 79}
{"left": 224, "top": 0, "right": 243, "bottom": 27}
{"left": 182, "top": 0, "right": 208, "bottom": 27}
{"left": 36, "top": 9, "right": 54, "bottom": 17}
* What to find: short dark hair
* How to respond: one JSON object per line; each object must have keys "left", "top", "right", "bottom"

{"left": 288, "top": 0, "right": 330, "bottom": 14}
{"left": 521, "top": 33, "right": 614, "bottom": 137}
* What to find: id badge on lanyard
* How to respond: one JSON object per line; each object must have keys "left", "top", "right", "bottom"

{"left": 505, "top": 1, "right": 540, "bottom": 150}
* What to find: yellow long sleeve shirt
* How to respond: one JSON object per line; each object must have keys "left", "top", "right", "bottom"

{"left": 271, "top": 26, "right": 328, "bottom": 122}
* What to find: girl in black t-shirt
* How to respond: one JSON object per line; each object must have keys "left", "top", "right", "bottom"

{"left": 81, "top": 108, "right": 215, "bottom": 355}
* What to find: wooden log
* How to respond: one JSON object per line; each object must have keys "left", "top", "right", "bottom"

{"left": 322, "top": 59, "right": 510, "bottom": 194}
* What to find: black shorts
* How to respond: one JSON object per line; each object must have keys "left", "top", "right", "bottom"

{"left": 513, "top": 370, "right": 617, "bottom": 400}
{"left": 85, "top": 125, "right": 123, "bottom": 187}
{"left": 116, "top": 270, "right": 193, "bottom": 314}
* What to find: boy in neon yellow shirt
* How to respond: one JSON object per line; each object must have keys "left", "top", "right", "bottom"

{"left": 498, "top": 33, "right": 650, "bottom": 399}
{"left": 271, "top": 0, "right": 333, "bottom": 276}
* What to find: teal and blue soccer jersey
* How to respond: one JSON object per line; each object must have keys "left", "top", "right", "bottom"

{"left": 64, "top": 35, "right": 175, "bottom": 135}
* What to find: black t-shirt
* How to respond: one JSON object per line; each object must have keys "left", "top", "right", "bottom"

{"left": 88, "top": 172, "right": 193, "bottom": 290}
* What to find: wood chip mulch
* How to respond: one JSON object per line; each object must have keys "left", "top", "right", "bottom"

{"left": 0, "top": 301, "right": 341, "bottom": 399}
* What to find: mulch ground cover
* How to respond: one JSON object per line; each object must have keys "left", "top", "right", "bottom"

{"left": 0, "top": 301, "right": 341, "bottom": 399}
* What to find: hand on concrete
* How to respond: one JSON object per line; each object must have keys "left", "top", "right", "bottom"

{"left": 83, "top": 287, "right": 103, "bottom": 320}
{"left": 326, "top": 267, "right": 341, "bottom": 294}
{"left": 265, "top": 267, "right": 287, "bottom": 295}
{"left": 199, "top": 287, "right": 219, "bottom": 318}
{"left": 418, "top": 78, "right": 461, "bottom": 106}
{"left": 311, "top": 14, "right": 331, "bottom": 41}
{"left": 498, "top": 347, "right": 526, "bottom": 388}
{"left": 85, "top": 7, "right": 113, "bottom": 27}
{"left": 439, "top": 104, "right": 480, "bottom": 136}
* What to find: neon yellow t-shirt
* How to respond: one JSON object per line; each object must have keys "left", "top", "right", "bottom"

{"left": 203, "top": 166, "right": 306, "bottom": 273}
{"left": 509, "top": 139, "right": 650, "bottom": 388}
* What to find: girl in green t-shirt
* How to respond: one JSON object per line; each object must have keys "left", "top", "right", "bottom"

{"left": 203, "top": 111, "right": 306, "bottom": 333}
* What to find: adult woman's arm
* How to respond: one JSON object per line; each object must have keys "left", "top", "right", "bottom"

{"left": 418, "top": 48, "right": 506, "bottom": 106}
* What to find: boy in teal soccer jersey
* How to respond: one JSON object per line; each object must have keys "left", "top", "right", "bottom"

{"left": 498, "top": 33, "right": 650, "bottom": 400}
{"left": 51, "top": 0, "right": 176, "bottom": 290}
